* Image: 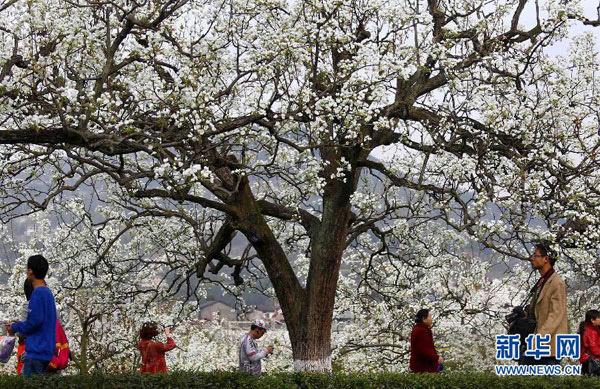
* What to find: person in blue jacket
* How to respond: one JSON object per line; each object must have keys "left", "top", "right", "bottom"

{"left": 5, "top": 255, "right": 56, "bottom": 378}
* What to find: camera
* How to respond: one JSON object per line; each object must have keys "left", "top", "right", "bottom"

{"left": 505, "top": 306, "right": 525, "bottom": 324}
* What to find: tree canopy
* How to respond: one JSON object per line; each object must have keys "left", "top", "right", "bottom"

{"left": 1, "top": 0, "right": 600, "bottom": 371}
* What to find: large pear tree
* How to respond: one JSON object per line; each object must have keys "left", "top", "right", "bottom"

{"left": 1, "top": 0, "right": 600, "bottom": 370}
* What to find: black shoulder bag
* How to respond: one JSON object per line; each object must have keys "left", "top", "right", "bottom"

{"left": 508, "top": 270, "right": 554, "bottom": 344}
{"left": 508, "top": 288, "right": 537, "bottom": 344}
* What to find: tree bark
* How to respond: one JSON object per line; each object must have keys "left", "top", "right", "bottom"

{"left": 232, "top": 171, "right": 353, "bottom": 371}
{"left": 290, "top": 244, "right": 345, "bottom": 372}
{"left": 79, "top": 326, "right": 89, "bottom": 375}
{"left": 230, "top": 145, "right": 358, "bottom": 371}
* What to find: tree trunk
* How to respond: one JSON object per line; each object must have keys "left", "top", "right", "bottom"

{"left": 291, "top": 325, "right": 334, "bottom": 371}
{"left": 289, "top": 262, "right": 340, "bottom": 372}
{"left": 79, "top": 326, "right": 89, "bottom": 375}
{"left": 234, "top": 159, "right": 355, "bottom": 371}
{"left": 285, "top": 198, "right": 350, "bottom": 370}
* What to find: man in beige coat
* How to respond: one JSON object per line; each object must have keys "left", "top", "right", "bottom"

{"left": 523, "top": 242, "right": 567, "bottom": 365}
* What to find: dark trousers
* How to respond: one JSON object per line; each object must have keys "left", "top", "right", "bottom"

{"left": 22, "top": 358, "right": 49, "bottom": 379}
{"left": 582, "top": 360, "right": 590, "bottom": 375}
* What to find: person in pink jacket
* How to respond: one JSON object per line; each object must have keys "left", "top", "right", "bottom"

{"left": 579, "top": 309, "right": 600, "bottom": 375}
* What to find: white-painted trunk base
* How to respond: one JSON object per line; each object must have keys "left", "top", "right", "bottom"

{"left": 293, "top": 357, "right": 332, "bottom": 372}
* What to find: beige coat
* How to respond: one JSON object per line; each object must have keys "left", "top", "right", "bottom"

{"left": 534, "top": 271, "right": 568, "bottom": 357}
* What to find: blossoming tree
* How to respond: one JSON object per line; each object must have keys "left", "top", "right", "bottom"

{"left": 0, "top": 197, "right": 201, "bottom": 374}
{"left": 1, "top": 0, "right": 600, "bottom": 371}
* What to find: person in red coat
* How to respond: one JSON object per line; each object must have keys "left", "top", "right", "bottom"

{"left": 138, "top": 322, "right": 176, "bottom": 374}
{"left": 579, "top": 309, "right": 600, "bottom": 375}
{"left": 409, "top": 308, "right": 444, "bottom": 373}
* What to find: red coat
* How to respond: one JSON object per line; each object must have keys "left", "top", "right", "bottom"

{"left": 138, "top": 337, "right": 176, "bottom": 373}
{"left": 409, "top": 322, "right": 440, "bottom": 373}
{"left": 580, "top": 322, "right": 600, "bottom": 363}
{"left": 16, "top": 343, "right": 25, "bottom": 374}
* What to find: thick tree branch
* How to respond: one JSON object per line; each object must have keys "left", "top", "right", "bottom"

{"left": 196, "top": 218, "right": 237, "bottom": 277}
{"left": 256, "top": 199, "right": 320, "bottom": 235}
{"left": 133, "top": 188, "right": 238, "bottom": 216}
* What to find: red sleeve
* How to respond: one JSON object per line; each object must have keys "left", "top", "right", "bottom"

{"left": 412, "top": 326, "right": 439, "bottom": 363}
{"left": 585, "top": 327, "right": 600, "bottom": 358}
{"left": 156, "top": 337, "right": 176, "bottom": 353}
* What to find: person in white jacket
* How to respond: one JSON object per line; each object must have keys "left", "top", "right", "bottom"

{"left": 238, "top": 319, "right": 274, "bottom": 374}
